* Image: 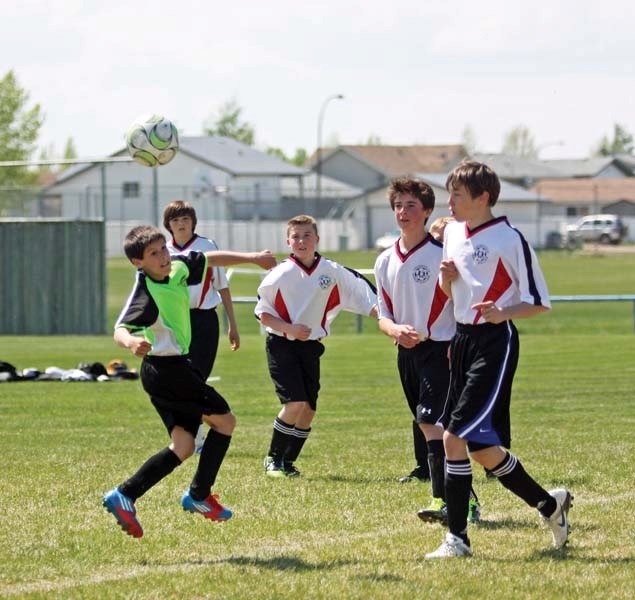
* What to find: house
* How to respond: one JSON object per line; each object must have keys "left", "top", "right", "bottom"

{"left": 471, "top": 153, "right": 563, "bottom": 188}
{"left": 309, "top": 144, "right": 467, "bottom": 191}
{"left": 44, "top": 136, "right": 307, "bottom": 223}
{"left": 532, "top": 178, "right": 635, "bottom": 218}
{"left": 541, "top": 157, "right": 634, "bottom": 179}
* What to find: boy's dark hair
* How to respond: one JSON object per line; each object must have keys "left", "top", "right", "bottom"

{"left": 287, "top": 214, "right": 318, "bottom": 236}
{"left": 446, "top": 160, "right": 501, "bottom": 206}
{"left": 387, "top": 178, "right": 435, "bottom": 210}
{"left": 124, "top": 225, "right": 165, "bottom": 261}
{"left": 163, "top": 200, "right": 197, "bottom": 233}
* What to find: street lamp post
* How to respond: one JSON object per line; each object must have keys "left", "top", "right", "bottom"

{"left": 316, "top": 94, "right": 344, "bottom": 201}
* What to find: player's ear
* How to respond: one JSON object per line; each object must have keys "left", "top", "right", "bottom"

{"left": 131, "top": 257, "right": 143, "bottom": 268}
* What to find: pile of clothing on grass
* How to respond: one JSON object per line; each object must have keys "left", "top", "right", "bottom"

{"left": 0, "top": 359, "right": 139, "bottom": 383}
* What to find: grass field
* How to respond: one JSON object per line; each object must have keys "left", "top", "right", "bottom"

{"left": 1, "top": 249, "right": 635, "bottom": 598}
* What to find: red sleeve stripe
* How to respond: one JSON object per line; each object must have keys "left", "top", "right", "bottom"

{"left": 274, "top": 290, "right": 292, "bottom": 323}
{"left": 427, "top": 282, "right": 449, "bottom": 336}
{"left": 381, "top": 286, "right": 394, "bottom": 316}
{"left": 198, "top": 267, "right": 214, "bottom": 308}
{"left": 321, "top": 285, "right": 341, "bottom": 333}
{"left": 473, "top": 259, "right": 513, "bottom": 324}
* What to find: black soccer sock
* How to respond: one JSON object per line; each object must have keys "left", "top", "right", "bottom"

{"left": 491, "top": 451, "right": 555, "bottom": 516}
{"left": 427, "top": 439, "right": 446, "bottom": 499}
{"left": 189, "top": 430, "right": 232, "bottom": 501}
{"left": 445, "top": 459, "right": 472, "bottom": 544}
{"left": 267, "top": 417, "right": 295, "bottom": 460}
{"left": 413, "top": 421, "right": 430, "bottom": 476}
{"left": 284, "top": 426, "right": 311, "bottom": 464}
{"left": 119, "top": 447, "right": 182, "bottom": 501}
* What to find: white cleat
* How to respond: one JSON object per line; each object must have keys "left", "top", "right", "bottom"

{"left": 542, "top": 488, "right": 573, "bottom": 549}
{"left": 425, "top": 533, "right": 473, "bottom": 559}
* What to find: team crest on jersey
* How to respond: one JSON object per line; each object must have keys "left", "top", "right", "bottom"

{"left": 472, "top": 245, "right": 489, "bottom": 264}
{"left": 412, "top": 265, "right": 431, "bottom": 283}
{"left": 318, "top": 274, "right": 333, "bottom": 289}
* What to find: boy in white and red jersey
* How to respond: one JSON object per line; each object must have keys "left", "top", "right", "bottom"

{"left": 374, "top": 179, "right": 479, "bottom": 524}
{"left": 163, "top": 201, "right": 239, "bottom": 381}
{"left": 426, "top": 161, "right": 572, "bottom": 559}
{"left": 163, "top": 201, "right": 240, "bottom": 451}
{"left": 255, "top": 215, "right": 378, "bottom": 477}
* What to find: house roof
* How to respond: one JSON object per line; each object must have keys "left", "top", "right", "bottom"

{"left": 280, "top": 172, "right": 362, "bottom": 199}
{"left": 614, "top": 154, "right": 635, "bottom": 175}
{"left": 416, "top": 173, "right": 546, "bottom": 202}
{"left": 311, "top": 144, "right": 467, "bottom": 176}
{"left": 531, "top": 178, "right": 635, "bottom": 203}
{"left": 51, "top": 136, "right": 305, "bottom": 186}
{"left": 180, "top": 136, "right": 305, "bottom": 176}
{"left": 472, "top": 153, "right": 562, "bottom": 181}
{"left": 542, "top": 157, "right": 631, "bottom": 178}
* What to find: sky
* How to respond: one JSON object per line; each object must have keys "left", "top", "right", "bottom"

{"left": 2, "top": 0, "right": 635, "bottom": 162}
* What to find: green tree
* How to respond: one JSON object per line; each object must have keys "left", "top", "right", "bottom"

{"left": 265, "top": 147, "right": 288, "bottom": 162}
{"left": 60, "top": 137, "right": 77, "bottom": 171}
{"left": 266, "top": 146, "right": 308, "bottom": 167}
{"left": 203, "top": 99, "right": 255, "bottom": 146}
{"left": 501, "top": 124, "right": 537, "bottom": 159}
{"left": 595, "top": 123, "right": 634, "bottom": 156}
{"left": 365, "top": 133, "right": 383, "bottom": 145}
{"left": 291, "top": 148, "right": 308, "bottom": 167}
{"left": 0, "top": 70, "right": 44, "bottom": 185}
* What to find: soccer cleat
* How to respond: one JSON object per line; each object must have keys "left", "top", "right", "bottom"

{"left": 265, "top": 459, "right": 290, "bottom": 478}
{"left": 425, "top": 533, "right": 472, "bottom": 559}
{"left": 417, "top": 497, "right": 448, "bottom": 524}
{"left": 103, "top": 488, "right": 143, "bottom": 538}
{"left": 263, "top": 455, "right": 274, "bottom": 470}
{"left": 541, "top": 488, "right": 572, "bottom": 549}
{"left": 398, "top": 466, "right": 430, "bottom": 483}
{"left": 283, "top": 462, "right": 301, "bottom": 477}
{"left": 181, "top": 490, "right": 233, "bottom": 521}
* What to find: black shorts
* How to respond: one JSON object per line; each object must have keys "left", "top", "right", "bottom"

{"left": 441, "top": 321, "right": 518, "bottom": 448}
{"left": 189, "top": 307, "right": 220, "bottom": 381}
{"left": 397, "top": 340, "right": 450, "bottom": 424}
{"left": 265, "top": 334, "right": 325, "bottom": 410}
{"left": 141, "top": 355, "right": 231, "bottom": 437}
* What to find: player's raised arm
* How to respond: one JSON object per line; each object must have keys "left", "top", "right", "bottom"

{"left": 205, "top": 249, "right": 277, "bottom": 270}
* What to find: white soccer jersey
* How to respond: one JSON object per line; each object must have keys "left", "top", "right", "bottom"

{"left": 167, "top": 234, "right": 229, "bottom": 310}
{"left": 374, "top": 236, "right": 455, "bottom": 341}
{"left": 443, "top": 217, "right": 551, "bottom": 325}
{"left": 255, "top": 254, "right": 377, "bottom": 341}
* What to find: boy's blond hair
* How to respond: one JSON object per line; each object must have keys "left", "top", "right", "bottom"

{"left": 287, "top": 214, "right": 318, "bottom": 236}
{"left": 429, "top": 216, "right": 455, "bottom": 242}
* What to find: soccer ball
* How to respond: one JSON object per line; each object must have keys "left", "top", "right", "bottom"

{"left": 125, "top": 114, "right": 179, "bottom": 167}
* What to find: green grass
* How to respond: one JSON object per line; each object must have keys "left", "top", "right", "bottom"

{"left": 1, "top": 249, "right": 635, "bottom": 598}
{"left": 1, "top": 333, "right": 634, "bottom": 598}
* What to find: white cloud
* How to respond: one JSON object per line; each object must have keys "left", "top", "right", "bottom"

{"left": 1, "top": 0, "right": 634, "bottom": 160}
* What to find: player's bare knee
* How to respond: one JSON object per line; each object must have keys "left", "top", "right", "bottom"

{"left": 170, "top": 438, "right": 195, "bottom": 461}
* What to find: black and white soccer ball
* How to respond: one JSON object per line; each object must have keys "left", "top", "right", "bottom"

{"left": 126, "top": 114, "right": 179, "bottom": 167}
